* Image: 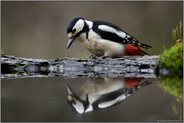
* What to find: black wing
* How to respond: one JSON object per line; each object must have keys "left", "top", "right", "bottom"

{"left": 92, "top": 20, "right": 152, "bottom": 49}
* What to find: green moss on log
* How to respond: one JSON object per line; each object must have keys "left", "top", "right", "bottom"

{"left": 160, "top": 42, "right": 182, "bottom": 71}
{"left": 159, "top": 21, "right": 183, "bottom": 99}
{"left": 159, "top": 76, "right": 183, "bottom": 99}
{"left": 160, "top": 21, "right": 183, "bottom": 72}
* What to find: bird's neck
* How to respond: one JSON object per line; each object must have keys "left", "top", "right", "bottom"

{"left": 84, "top": 20, "right": 93, "bottom": 29}
{"left": 79, "top": 20, "right": 92, "bottom": 41}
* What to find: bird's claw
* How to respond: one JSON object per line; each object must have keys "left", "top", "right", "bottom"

{"left": 100, "top": 55, "right": 110, "bottom": 59}
{"left": 89, "top": 55, "right": 98, "bottom": 59}
{"left": 89, "top": 55, "right": 111, "bottom": 59}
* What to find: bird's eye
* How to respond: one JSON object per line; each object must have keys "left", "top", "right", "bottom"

{"left": 72, "top": 29, "right": 76, "bottom": 33}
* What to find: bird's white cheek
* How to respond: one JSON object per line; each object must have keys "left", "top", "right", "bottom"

{"left": 72, "top": 100, "right": 85, "bottom": 114}
{"left": 73, "top": 19, "right": 85, "bottom": 33}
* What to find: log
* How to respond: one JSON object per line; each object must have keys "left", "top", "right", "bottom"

{"left": 1, "top": 54, "right": 160, "bottom": 79}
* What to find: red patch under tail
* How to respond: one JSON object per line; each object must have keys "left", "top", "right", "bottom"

{"left": 126, "top": 44, "right": 148, "bottom": 56}
{"left": 125, "top": 78, "right": 143, "bottom": 88}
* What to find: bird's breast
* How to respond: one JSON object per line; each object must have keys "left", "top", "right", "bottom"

{"left": 78, "top": 32, "right": 104, "bottom": 56}
{"left": 79, "top": 79, "right": 125, "bottom": 104}
{"left": 78, "top": 30, "right": 126, "bottom": 57}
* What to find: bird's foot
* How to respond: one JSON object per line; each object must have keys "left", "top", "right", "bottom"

{"left": 89, "top": 55, "right": 98, "bottom": 59}
{"left": 100, "top": 55, "right": 111, "bottom": 59}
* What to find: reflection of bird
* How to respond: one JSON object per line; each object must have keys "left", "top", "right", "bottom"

{"left": 66, "top": 78, "right": 151, "bottom": 114}
{"left": 67, "top": 17, "right": 151, "bottom": 57}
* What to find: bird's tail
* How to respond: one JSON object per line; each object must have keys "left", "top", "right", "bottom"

{"left": 137, "top": 42, "right": 152, "bottom": 49}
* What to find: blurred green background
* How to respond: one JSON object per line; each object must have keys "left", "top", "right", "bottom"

{"left": 1, "top": 1, "right": 183, "bottom": 59}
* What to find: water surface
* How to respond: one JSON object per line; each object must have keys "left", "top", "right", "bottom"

{"left": 1, "top": 77, "right": 181, "bottom": 122}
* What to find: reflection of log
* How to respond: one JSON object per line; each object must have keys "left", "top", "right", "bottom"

{"left": 1, "top": 54, "right": 160, "bottom": 79}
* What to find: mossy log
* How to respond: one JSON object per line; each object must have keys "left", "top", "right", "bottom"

{"left": 1, "top": 54, "right": 162, "bottom": 79}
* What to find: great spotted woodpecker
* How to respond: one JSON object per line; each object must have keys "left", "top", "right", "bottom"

{"left": 66, "top": 78, "right": 151, "bottom": 114}
{"left": 67, "top": 17, "right": 152, "bottom": 57}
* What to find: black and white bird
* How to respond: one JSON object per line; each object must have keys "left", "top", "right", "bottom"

{"left": 67, "top": 17, "right": 152, "bottom": 57}
{"left": 66, "top": 78, "right": 151, "bottom": 114}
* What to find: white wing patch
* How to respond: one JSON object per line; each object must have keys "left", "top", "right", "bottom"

{"left": 98, "top": 25, "right": 126, "bottom": 38}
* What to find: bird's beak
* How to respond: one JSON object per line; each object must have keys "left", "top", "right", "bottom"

{"left": 67, "top": 85, "right": 74, "bottom": 95}
{"left": 67, "top": 38, "right": 75, "bottom": 49}
{"left": 67, "top": 32, "right": 75, "bottom": 49}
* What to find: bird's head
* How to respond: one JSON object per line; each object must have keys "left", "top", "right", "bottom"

{"left": 66, "top": 17, "right": 86, "bottom": 49}
{"left": 66, "top": 85, "right": 90, "bottom": 114}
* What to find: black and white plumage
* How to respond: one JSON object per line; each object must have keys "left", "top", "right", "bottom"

{"left": 66, "top": 78, "right": 152, "bottom": 114}
{"left": 67, "top": 17, "right": 152, "bottom": 57}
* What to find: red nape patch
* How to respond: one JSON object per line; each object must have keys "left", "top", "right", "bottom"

{"left": 126, "top": 44, "right": 144, "bottom": 55}
{"left": 125, "top": 78, "right": 142, "bottom": 88}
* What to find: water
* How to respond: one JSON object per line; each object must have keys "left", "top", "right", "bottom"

{"left": 1, "top": 77, "right": 182, "bottom": 122}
